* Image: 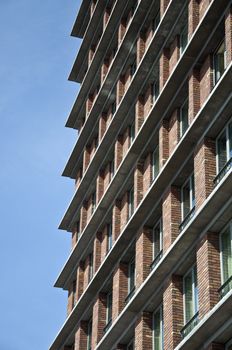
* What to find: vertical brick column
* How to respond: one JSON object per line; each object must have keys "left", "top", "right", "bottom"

{"left": 113, "top": 200, "right": 121, "bottom": 241}
{"left": 76, "top": 262, "right": 84, "bottom": 301}
{"left": 162, "top": 186, "right": 181, "bottom": 253}
{"left": 114, "top": 135, "right": 123, "bottom": 170}
{"left": 200, "top": 55, "right": 213, "bottom": 107}
{"left": 199, "top": 0, "right": 211, "bottom": 20}
{"left": 83, "top": 146, "right": 91, "bottom": 173}
{"left": 99, "top": 113, "right": 107, "bottom": 141}
{"left": 67, "top": 284, "right": 73, "bottom": 316}
{"left": 144, "top": 84, "right": 152, "bottom": 118}
{"left": 143, "top": 153, "right": 152, "bottom": 194}
{"left": 136, "top": 32, "right": 146, "bottom": 65}
{"left": 104, "top": 163, "right": 111, "bottom": 190}
{"left": 169, "top": 109, "right": 179, "bottom": 156}
{"left": 124, "top": 67, "right": 131, "bottom": 92}
{"left": 117, "top": 75, "right": 125, "bottom": 106}
{"left": 134, "top": 159, "right": 144, "bottom": 208}
{"left": 135, "top": 311, "right": 152, "bottom": 350}
{"left": 96, "top": 170, "right": 104, "bottom": 203}
{"left": 93, "top": 232, "right": 102, "bottom": 273}
{"left": 118, "top": 18, "right": 127, "bottom": 44}
{"left": 207, "top": 343, "right": 225, "bottom": 350}
{"left": 163, "top": 275, "right": 183, "bottom": 350}
{"left": 91, "top": 293, "right": 107, "bottom": 348}
{"left": 160, "top": 0, "right": 170, "bottom": 16}
{"left": 169, "top": 36, "right": 180, "bottom": 75}
{"left": 83, "top": 255, "right": 90, "bottom": 291}
{"left": 122, "top": 127, "right": 130, "bottom": 158}
{"left": 71, "top": 227, "right": 77, "bottom": 249}
{"left": 189, "top": 68, "right": 200, "bottom": 124}
{"left": 103, "top": 7, "right": 111, "bottom": 30}
{"left": 101, "top": 58, "right": 109, "bottom": 83}
{"left": 80, "top": 201, "right": 88, "bottom": 232}
{"left": 88, "top": 46, "right": 96, "bottom": 66}
{"left": 188, "top": 0, "right": 200, "bottom": 38}
{"left": 194, "top": 137, "right": 216, "bottom": 210}
{"left": 75, "top": 168, "right": 82, "bottom": 189}
{"left": 120, "top": 192, "right": 129, "bottom": 230}
{"left": 135, "top": 95, "right": 144, "bottom": 134}
{"left": 225, "top": 5, "right": 232, "bottom": 66}
{"left": 160, "top": 48, "right": 170, "bottom": 90}
{"left": 86, "top": 93, "right": 94, "bottom": 115}
{"left": 112, "top": 262, "right": 128, "bottom": 321}
{"left": 159, "top": 119, "right": 169, "bottom": 168}
{"left": 101, "top": 225, "right": 108, "bottom": 262}
{"left": 135, "top": 226, "right": 153, "bottom": 287}
{"left": 75, "top": 321, "right": 88, "bottom": 350}
{"left": 197, "top": 232, "right": 221, "bottom": 319}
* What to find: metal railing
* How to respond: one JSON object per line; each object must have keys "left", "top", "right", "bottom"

{"left": 214, "top": 157, "right": 232, "bottom": 186}
{"left": 218, "top": 275, "right": 232, "bottom": 299}
{"left": 150, "top": 250, "right": 163, "bottom": 271}
{"left": 181, "top": 312, "right": 199, "bottom": 338}
{"left": 179, "top": 207, "right": 195, "bottom": 232}
{"left": 125, "top": 286, "right": 135, "bottom": 304}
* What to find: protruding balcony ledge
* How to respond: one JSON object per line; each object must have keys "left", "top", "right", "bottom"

{"left": 71, "top": 0, "right": 91, "bottom": 39}
{"left": 219, "top": 275, "right": 232, "bottom": 299}
{"left": 179, "top": 207, "right": 195, "bottom": 232}
{"left": 150, "top": 250, "right": 163, "bottom": 271}
{"left": 55, "top": 64, "right": 232, "bottom": 290}
{"left": 180, "top": 312, "right": 199, "bottom": 338}
{"left": 49, "top": 168, "right": 232, "bottom": 350}
{"left": 125, "top": 287, "right": 136, "bottom": 304}
{"left": 214, "top": 157, "right": 232, "bottom": 186}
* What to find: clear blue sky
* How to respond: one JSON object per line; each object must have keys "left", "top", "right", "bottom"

{"left": 0, "top": 1, "right": 81, "bottom": 349}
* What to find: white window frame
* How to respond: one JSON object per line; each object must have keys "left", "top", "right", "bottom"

{"left": 128, "top": 257, "right": 135, "bottom": 294}
{"left": 128, "top": 186, "right": 134, "bottom": 218}
{"left": 181, "top": 173, "right": 195, "bottom": 221}
{"left": 88, "top": 252, "right": 93, "bottom": 282}
{"left": 152, "top": 304, "right": 163, "bottom": 350}
{"left": 106, "top": 291, "right": 112, "bottom": 324}
{"left": 179, "top": 98, "right": 189, "bottom": 138}
{"left": 107, "top": 223, "right": 113, "bottom": 252}
{"left": 216, "top": 118, "right": 232, "bottom": 174}
{"left": 152, "top": 219, "right": 163, "bottom": 260}
{"left": 183, "top": 265, "right": 198, "bottom": 325}
{"left": 152, "top": 146, "right": 159, "bottom": 181}
{"left": 91, "top": 191, "right": 96, "bottom": 214}
{"left": 213, "top": 39, "right": 227, "bottom": 86}
{"left": 219, "top": 220, "right": 232, "bottom": 284}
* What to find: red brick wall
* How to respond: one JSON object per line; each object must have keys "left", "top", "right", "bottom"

{"left": 122, "top": 127, "right": 130, "bottom": 158}
{"left": 76, "top": 261, "right": 84, "bottom": 301}
{"left": 188, "top": 0, "right": 200, "bottom": 37}
{"left": 75, "top": 321, "right": 88, "bottom": 350}
{"left": 67, "top": 284, "right": 73, "bottom": 316}
{"left": 101, "top": 225, "right": 108, "bottom": 262}
{"left": 160, "top": 48, "right": 170, "bottom": 90}
{"left": 189, "top": 68, "right": 200, "bottom": 124}
{"left": 99, "top": 113, "right": 107, "bottom": 141}
{"left": 135, "top": 226, "right": 153, "bottom": 287}
{"left": 91, "top": 293, "right": 107, "bottom": 348}
{"left": 96, "top": 170, "right": 104, "bottom": 204}
{"left": 120, "top": 191, "right": 129, "bottom": 231}
{"left": 169, "top": 36, "right": 180, "bottom": 75}
{"left": 146, "top": 24, "right": 153, "bottom": 49}
{"left": 163, "top": 275, "right": 183, "bottom": 350}
{"left": 80, "top": 201, "right": 88, "bottom": 232}
{"left": 114, "top": 135, "right": 123, "bottom": 170}
{"left": 113, "top": 200, "right": 121, "bottom": 242}
{"left": 159, "top": 119, "right": 169, "bottom": 168}
{"left": 83, "top": 255, "right": 90, "bottom": 291}
{"left": 200, "top": 55, "right": 213, "bottom": 107}
{"left": 112, "top": 262, "right": 128, "bottom": 321}
{"left": 143, "top": 153, "right": 152, "bottom": 194}
{"left": 103, "top": 6, "right": 111, "bottom": 31}
{"left": 160, "top": 0, "right": 171, "bottom": 17}
{"left": 137, "top": 32, "right": 146, "bottom": 64}
{"left": 225, "top": 5, "right": 232, "bottom": 65}
{"left": 118, "top": 18, "right": 127, "bottom": 44}
{"left": 199, "top": 0, "right": 211, "bottom": 21}
{"left": 169, "top": 109, "right": 179, "bottom": 156}
{"left": 194, "top": 137, "right": 216, "bottom": 210}
{"left": 135, "top": 311, "right": 152, "bottom": 350}
{"left": 135, "top": 95, "right": 144, "bottom": 134}
{"left": 144, "top": 85, "right": 152, "bottom": 118}
{"left": 117, "top": 75, "right": 125, "bottom": 106}
{"left": 134, "top": 160, "right": 144, "bottom": 207}
{"left": 93, "top": 232, "right": 102, "bottom": 274}
{"left": 83, "top": 146, "right": 91, "bottom": 173}
{"left": 197, "top": 232, "right": 221, "bottom": 319}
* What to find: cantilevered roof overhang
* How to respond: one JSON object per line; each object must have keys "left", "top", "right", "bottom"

{"left": 71, "top": 0, "right": 91, "bottom": 38}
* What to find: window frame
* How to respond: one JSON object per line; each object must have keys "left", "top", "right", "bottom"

{"left": 128, "top": 257, "right": 135, "bottom": 294}
{"left": 128, "top": 186, "right": 134, "bottom": 219}
{"left": 106, "top": 291, "right": 112, "bottom": 324}
{"left": 216, "top": 118, "right": 232, "bottom": 174}
{"left": 219, "top": 221, "right": 232, "bottom": 284}
{"left": 181, "top": 173, "right": 195, "bottom": 221}
{"left": 87, "top": 318, "right": 92, "bottom": 350}
{"left": 152, "top": 304, "right": 163, "bottom": 350}
{"left": 179, "top": 98, "right": 189, "bottom": 138}
{"left": 152, "top": 219, "right": 163, "bottom": 260}
{"left": 180, "top": 23, "right": 188, "bottom": 54}
{"left": 107, "top": 223, "right": 113, "bottom": 252}
{"left": 213, "top": 39, "right": 227, "bottom": 86}
{"left": 152, "top": 80, "right": 160, "bottom": 105}
{"left": 152, "top": 145, "right": 159, "bottom": 181}
{"left": 88, "top": 252, "right": 93, "bottom": 283}
{"left": 183, "top": 264, "right": 198, "bottom": 325}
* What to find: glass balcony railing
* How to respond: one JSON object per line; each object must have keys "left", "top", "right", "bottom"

{"left": 214, "top": 157, "right": 232, "bottom": 186}
{"left": 150, "top": 250, "right": 163, "bottom": 271}
{"left": 181, "top": 312, "right": 199, "bottom": 338}
{"left": 179, "top": 207, "right": 195, "bottom": 232}
{"left": 218, "top": 275, "right": 232, "bottom": 299}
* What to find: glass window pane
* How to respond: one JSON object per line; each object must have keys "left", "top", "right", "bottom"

{"left": 221, "top": 228, "right": 232, "bottom": 282}
{"left": 180, "top": 100, "right": 189, "bottom": 137}
{"left": 184, "top": 271, "right": 193, "bottom": 322}
{"left": 229, "top": 122, "right": 232, "bottom": 158}
{"left": 193, "top": 266, "right": 198, "bottom": 313}
{"left": 214, "top": 41, "right": 225, "bottom": 84}
{"left": 217, "top": 129, "right": 227, "bottom": 172}
{"left": 153, "top": 221, "right": 162, "bottom": 258}
{"left": 180, "top": 24, "right": 188, "bottom": 53}
{"left": 191, "top": 174, "right": 195, "bottom": 209}
{"left": 152, "top": 147, "right": 159, "bottom": 181}
{"left": 182, "top": 181, "right": 190, "bottom": 219}
{"left": 129, "top": 259, "right": 135, "bottom": 292}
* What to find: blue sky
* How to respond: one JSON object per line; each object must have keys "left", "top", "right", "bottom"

{"left": 0, "top": 1, "right": 81, "bottom": 349}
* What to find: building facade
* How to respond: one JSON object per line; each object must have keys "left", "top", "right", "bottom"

{"left": 50, "top": 0, "right": 232, "bottom": 349}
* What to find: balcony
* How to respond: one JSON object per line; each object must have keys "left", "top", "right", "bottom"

{"left": 103, "top": 319, "right": 112, "bottom": 334}
{"left": 181, "top": 312, "right": 199, "bottom": 338}
{"left": 218, "top": 275, "right": 232, "bottom": 299}
{"left": 179, "top": 207, "right": 195, "bottom": 232}
{"left": 214, "top": 157, "right": 232, "bottom": 186}
{"left": 150, "top": 250, "right": 163, "bottom": 271}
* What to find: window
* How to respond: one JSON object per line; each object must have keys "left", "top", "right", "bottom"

{"left": 73, "top": 280, "right": 77, "bottom": 307}
{"left": 127, "top": 340, "right": 134, "bottom": 350}
{"left": 129, "top": 122, "right": 135, "bottom": 146}
{"left": 216, "top": 120, "right": 232, "bottom": 174}
{"left": 180, "top": 99, "right": 189, "bottom": 138}
{"left": 213, "top": 40, "right": 226, "bottom": 85}
{"left": 91, "top": 192, "right": 96, "bottom": 214}
{"left": 220, "top": 222, "right": 232, "bottom": 297}
{"left": 180, "top": 23, "right": 188, "bottom": 53}
{"left": 128, "top": 187, "right": 134, "bottom": 219}
{"left": 109, "top": 160, "right": 115, "bottom": 181}
{"left": 152, "top": 146, "right": 159, "bottom": 181}
{"left": 107, "top": 223, "right": 113, "bottom": 252}
{"left": 111, "top": 101, "right": 116, "bottom": 116}
{"left": 77, "top": 221, "right": 80, "bottom": 241}
{"left": 181, "top": 174, "right": 195, "bottom": 221}
{"left": 88, "top": 253, "right": 93, "bottom": 282}
{"left": 128, "top": 257, "right": 135, "bottom": 295}
{"left": 152, "top": 80, "right": 160, "bottom": 104}
{"left": 183, "top": 265, "right": 198, "bottom": 325}
{"left": 152, "top": 10, "right": 160, "bottom": 32}
{"left": 153, "top": 305, "right": 163, "bottom": 350}
{"left": 106, "top": 292, "right": 112, "bottom": 324}
{"left": 153, "top": 220, "right": 163, "bottom": 260}
{"left": 87, "top": 318, "right": 92, "bottom": 350}
{"left": 130, "top": 60, "right": 137, "bottom": 76}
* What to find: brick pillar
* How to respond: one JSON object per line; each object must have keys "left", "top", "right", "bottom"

{"left": 159, "top": 119, "right": 169, "bottom": 168}
{"left": 103, "top": 7, "right": 111, "bottom": 30}
{"left": 67, "top": 284, "right": 73, "bottom": 316}
{"left": 101, "top": 58, "right": 109, "bottom": 84}
{"left": 80, "top": 201, "right": 88, "bottom": 232}
{"left": 169, "top": 36, "right": 180, "bottom": 75}
{"left": 189, "top": 68, "right": 200, "bottom": 123}
{"left": 169, "top": 109, "right": 179, "bottom": 156}
{"left": 197, "top": 232, "right": 221, "bottom": 319}
{"left": 120, "top": 192, "right": 129, "bottom": 231}
{"left": 96, "top": 170, "right": 104, "bottom": 204}
{"left": 124, "top": 67, "right": 131, "bottom": 92}
{"left": 83, "top": 255, "right": 90, "bottom": 291}
{"left": 134, "top": 159, "right": 144, "bottom": 207}
{"left": 114, "top": 135, "right": 123, "bottom": 170}
{"left": 113, "top": 200, "right": 121, "bottom": 241}
{"left": 118, "top": 18, "right": 127, "bottom": 44}
{"left": 160, "top": 0, "right": 170, "bottom": 16}
{"left": 144, "top": 84, "right": 152, "bottom": 118}
{"left": 88, "top": 45, "right": 96, "bottom": 67}
{"left": 99, "top": 113, "right": 107, "bottom": 141}
{"left": 101, "top": 225, "right": 108, "bottom": 262}
{"left": 83, "top": 146, "right": 91, "bottom": 173}
{"left": 75, "top": 321, "right": 88, "bottom": 350}
{"left": 207, "top": 343, "right": 225, "bottom": 350}
{"left": 117, "top": 75, "right": 125, "bottom": 106}
{"left": 143, "top": 153, "right": 152, "bottom": 194}
{"left": 104, "top": 163, "right": 111, "bottom": 191}
{"left": 112, "top": 262, "right": 128, "bottom": 321}
{"left": 135, "top": 226, "right": 153, "bottom": 287}
{"left": 162, "top": 186, "right": 181, "bottom": 253}
{"left": 135, "top": 312, "right": 152, "bottom": 350}
{"left": 194, "top": 137, "right": 216, "bottom": 210}
{"left": 135, "top": 95, "right": 144, "bottom": 134}
{"left": 93, "top": 232, "right": 102, "bottom": 273}
{"left": 163, "top": 275, "right": 183, "bottom": 350}
{"left": 76, "top": 262, "right": 84, "bottom": 301}
{"left": 200, "top": 55, "right": 213, "bottom": 107}
{"left": 160, "top": 48, "right": 170, "bottom": 90}
{"left": 71, "top": 227, "right": 77, "bottom": 249}
{"left": 199, "top": 0, "right": 211, "bottom": 20}
{"left": 225, "top": 5, "right": 232, "bottom": 66}
{"left": 137, "top": 32, "right": 146, "bottom": 64}
{"left": 122, "top": 127, "right": 130, "bottom": 158}
{"left": 91, "top": 293, "right": 107, "bottom": 348}
{"left": 146, "top": 24, "right": 153, "bottom": 49}
{"left": 75, "top": 168, "right": 82, "bottom": 189}
{"left": 86, "top": 93, "right": 94, "bottom": 115}
{"left": 188, "top": 0, "right": 200, "bottom": 38}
